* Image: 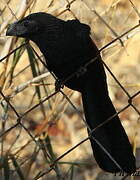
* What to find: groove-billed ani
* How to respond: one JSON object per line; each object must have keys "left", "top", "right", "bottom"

{"left": 6, "top": 12, "right": 136, "bottom": 173}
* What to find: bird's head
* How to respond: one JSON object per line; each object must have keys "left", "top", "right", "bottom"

{"left": 6, "top": 12, "right": 63, "bottom": 40}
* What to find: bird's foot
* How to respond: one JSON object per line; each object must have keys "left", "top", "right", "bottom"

{"left": 55, "top": 79, "right": 64, "bottom": 91}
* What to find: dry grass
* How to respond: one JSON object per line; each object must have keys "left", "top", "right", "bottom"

{"left": 0, "top": 0, "right": 140, "bottom": 180}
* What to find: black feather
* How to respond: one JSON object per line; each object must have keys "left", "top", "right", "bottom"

{"left": 6, "top": 12, "right": 136, "bottom": 173}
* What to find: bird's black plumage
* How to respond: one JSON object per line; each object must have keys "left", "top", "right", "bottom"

{"left": 6, "top": 12, "right": 136, "bottom": 173}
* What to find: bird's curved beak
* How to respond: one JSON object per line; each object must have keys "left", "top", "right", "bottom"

{"left": 6, "top": 22, "right": 18, "bottom": 36}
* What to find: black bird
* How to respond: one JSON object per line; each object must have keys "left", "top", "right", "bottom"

{"left": 6, "top": 12, "right": 136, "bottom": 173}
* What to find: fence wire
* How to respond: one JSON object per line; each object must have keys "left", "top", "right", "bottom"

{"left": 0, "top": 0, "right": 140, "bottom": 180}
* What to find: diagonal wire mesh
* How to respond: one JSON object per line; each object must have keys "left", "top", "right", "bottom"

{"left": 0, "top": 0, "right": 140, "bottom": 179}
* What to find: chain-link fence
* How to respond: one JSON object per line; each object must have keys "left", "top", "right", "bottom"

{"left": 0, "top": 0, "right": 140, "bottom": 179}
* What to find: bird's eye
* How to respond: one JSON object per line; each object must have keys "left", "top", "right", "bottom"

{"left": 23, "top": 21, "right": 29, "bottom": 27}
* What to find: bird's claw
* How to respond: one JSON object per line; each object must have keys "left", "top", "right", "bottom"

{"left": 55, "top": 79, "right": 64, "bottom": 91}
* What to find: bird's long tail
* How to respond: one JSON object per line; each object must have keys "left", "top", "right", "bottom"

{"left": 81, "top": 74, "right": 136, "bottom": 173}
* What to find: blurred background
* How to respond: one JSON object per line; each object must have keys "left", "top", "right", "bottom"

{"left": 0, "top": 0, "right": 140, "bottom": 179}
